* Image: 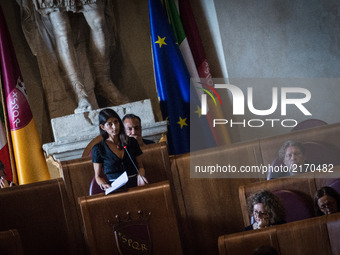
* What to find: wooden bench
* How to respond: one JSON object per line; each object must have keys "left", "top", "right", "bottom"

{"left": 61, "top": 142, "right": 170, "bottom": 198}
{"left": 218, "top": 227, "right": 279, "bottom": 255}
{"left": 238, "top": 166, "right": 340, "bottom": 227}
{"left": 259, "top": 123, "right": 340, "bottom": 173}
{"left": 78, "top": 181, "right": 183, "bottom": 254}
{"left": 238, "top": 175, "right": 316, "bottom": 227}
{"left": 169, "top": 140, "right": 265, "bottom": 255}
{"left": 218, "top": 212, "right": 340, "bottom": 255}
{"left": 167, "top": 123, "right": 340, "bottom": 254}
{"left": 0, "top": 229, "right": 24, "bottom": 255}
{"left": 0, "top": 178, "right": 80, "bottom": 255}
{"left": 58, "top": 122, "right": 340, "bottom": 255}
{"left": 60, "top": 142, "right": 171, "bottom": 222}
{"left": 137, "top": 142, "right": 171, "bottom": 183}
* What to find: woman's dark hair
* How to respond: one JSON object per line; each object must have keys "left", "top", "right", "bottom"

{"left": 314, "top": 186, "right": 340, "bottom": 216}
{"left": 247, "top": 190, "right": 286, "bottom": 225}
{"left": 98, "top": 108, "right": 127, "bottom": 147}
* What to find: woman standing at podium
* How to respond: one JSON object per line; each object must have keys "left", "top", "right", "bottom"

{"left": 92, "top": 109, "right": 146, "bottom": 191}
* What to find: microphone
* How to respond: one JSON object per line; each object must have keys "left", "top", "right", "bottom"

{"left": 122, "top": 139, "right": 148, "bottom": 185}
{"left": 122, "top": 142, "right": 140, "bottom": 175}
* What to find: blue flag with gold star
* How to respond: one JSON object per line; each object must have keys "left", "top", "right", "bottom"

{"left": 149, "top": 0, "right": 190, "bottom": 155}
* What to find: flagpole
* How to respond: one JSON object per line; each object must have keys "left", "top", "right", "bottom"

{"left": 0, "top": 73, "right": 18, "bottom": 184}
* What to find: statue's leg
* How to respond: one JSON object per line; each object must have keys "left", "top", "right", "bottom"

{"left": 83, "top": 6, "right": 129, "bottom": 106}
{"left": 49, "top": 11, "right": 92, "bottom": 113}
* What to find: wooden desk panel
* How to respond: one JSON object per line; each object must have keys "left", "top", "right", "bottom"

{"left": 79, "top": 181, "right": 183, "bottom": 255}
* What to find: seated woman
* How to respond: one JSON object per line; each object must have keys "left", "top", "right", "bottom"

{"left": 92, "top": 108, "right": 147, "bottom": 191}
{"left": 245, "top": 190, "right": 286, "bottom": 230}
{"left": 314, "top": 186, "right": 340, "bottom": 215}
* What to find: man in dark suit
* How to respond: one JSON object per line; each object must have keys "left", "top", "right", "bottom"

{"left": 123, "top": 114, "right": 155, "bottom": 147}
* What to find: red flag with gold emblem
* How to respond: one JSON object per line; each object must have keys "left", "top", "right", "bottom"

{"left": 0, "top": 5, "right": 50, "bottom": 184}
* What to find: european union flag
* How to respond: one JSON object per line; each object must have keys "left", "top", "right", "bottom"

{"left": 149, "top": 0, "right": 191, "bottom": 155}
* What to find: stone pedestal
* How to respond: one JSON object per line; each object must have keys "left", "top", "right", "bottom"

{"left": 43, "top": 99, "right": 167, "bottom": 161}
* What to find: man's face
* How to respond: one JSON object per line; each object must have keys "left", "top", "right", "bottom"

{"left": 283, "top": 146, "right": 306, "bottom": 167}
{"left": 123, "top": 118, "right": 142, "bottom": 139}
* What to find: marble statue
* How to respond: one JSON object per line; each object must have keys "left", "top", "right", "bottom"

{"left": 17, "top": 0, "right": 129, "bottom": 115}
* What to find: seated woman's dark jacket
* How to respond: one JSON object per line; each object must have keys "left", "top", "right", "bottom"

{"left": 244, "top": 220, "right": 286, "bottom": 231}
{"left": 92, "top": 137, "right": 142, "bottom": 180}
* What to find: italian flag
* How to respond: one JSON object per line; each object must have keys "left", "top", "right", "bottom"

{"left": 165, "top": 0, "right": 231, "bottom": 145}
{"left": 166, "top": 0, "right": 199, "bottom": 80}
{"left": 0, "top": 108, "right": 13, "bottom": 181}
